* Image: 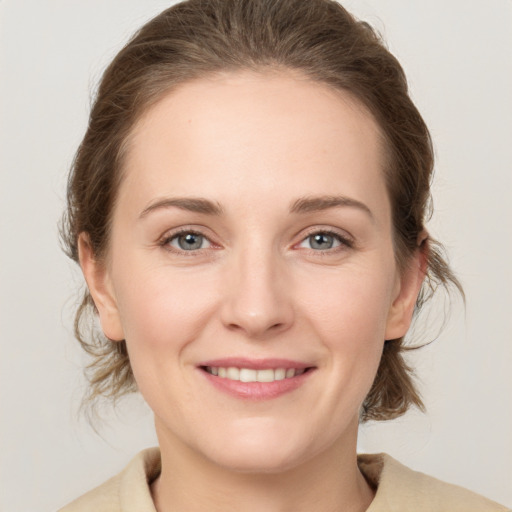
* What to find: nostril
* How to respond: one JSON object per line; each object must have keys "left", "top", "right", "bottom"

{"left": 220, "top": 297, "right": 295, "bottom": 337}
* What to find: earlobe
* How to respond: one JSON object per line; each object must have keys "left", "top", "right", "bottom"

{"left": 385, "top": 236, "right": 428, "bottom": 341}
{"left": 78, "top": 233, "right": 125, "bottom": 342}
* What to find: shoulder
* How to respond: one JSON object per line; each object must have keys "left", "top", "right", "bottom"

{"left": 359, "top": 453, "right": 510, "bottom": 512}
{"left": 58, "top": 447, "right": 161, "bottom": 512}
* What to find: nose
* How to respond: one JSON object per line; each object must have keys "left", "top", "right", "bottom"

{"left": 219, "top": 247, "right": 295, "bottom": 339}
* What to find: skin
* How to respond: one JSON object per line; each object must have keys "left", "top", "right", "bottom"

{"left": 79, "top": 70, "right": 425, "bottom": 512}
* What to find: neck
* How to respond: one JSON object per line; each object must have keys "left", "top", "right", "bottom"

{"left": 151, "top": 419, "right": 374, "bottom": 512}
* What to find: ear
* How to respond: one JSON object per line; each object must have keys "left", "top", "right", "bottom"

{"left": 78, "top": 233, "right": 125, "bottom": 341}
{"left": 385, "top": 234, "right": 428, "bottom": 340}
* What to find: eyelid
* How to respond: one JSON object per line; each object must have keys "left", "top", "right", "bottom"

{"left": 157, "top": 224, "right": 354, "bottom": 255}
{"left": 158, "top": 226, "right": 220, "bottom": 254}
{"left": 293, "top": 226, "right": 355, "bottom": 251}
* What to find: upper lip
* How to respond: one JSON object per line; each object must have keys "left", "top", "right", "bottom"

{"left": 198, "top": 358, "right": 313, "bottom": 370}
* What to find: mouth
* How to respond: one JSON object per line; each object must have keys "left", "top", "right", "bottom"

{"left": 198, "top": 359, "right": 316, "bottom": 400}
{"left": 201, "top": 366, "right": 310, "bottom": 382}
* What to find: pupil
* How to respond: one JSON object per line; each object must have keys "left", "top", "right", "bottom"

{"left": 311, "top": 233, "right": 333, "bottom": 249}
{"left": 179, "top": 233, "right": 202, "bottom": 250}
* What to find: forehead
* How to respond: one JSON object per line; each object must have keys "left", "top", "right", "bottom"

{"left": 119, "top": 70, "right": 389, "bottom": 221}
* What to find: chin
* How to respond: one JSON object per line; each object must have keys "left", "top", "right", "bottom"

{"left": 207, "top": 444, "right": 307, "bottom": 474}
{"left": 195, "top": 423, "right": 320, "bottom": 474}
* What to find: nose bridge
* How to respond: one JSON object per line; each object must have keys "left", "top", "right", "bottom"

{"left": 221, "top": 235, "right": 293, "bottom": 338}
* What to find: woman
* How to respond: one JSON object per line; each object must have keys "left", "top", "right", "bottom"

{"left": 58, "top": 0, "right": 508, "bottom": 510}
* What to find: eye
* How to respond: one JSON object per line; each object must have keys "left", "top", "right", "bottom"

{"left": 167, "top": 231, "right": 211, "bottom": 251}
{"left": 298, "top": 231, "right": 350, "bottom": 251}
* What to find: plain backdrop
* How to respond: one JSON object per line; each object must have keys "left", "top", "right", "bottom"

{"left": 1, "top": 1, "right": 511, "bottom": 510}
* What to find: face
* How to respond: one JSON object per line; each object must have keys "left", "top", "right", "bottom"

{"left": 81, "top": 70, "right": 422, "bottom": 473}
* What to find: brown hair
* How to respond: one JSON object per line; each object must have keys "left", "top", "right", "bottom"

{"left": 61, "top": 0, "right": 462, "bottom": 421}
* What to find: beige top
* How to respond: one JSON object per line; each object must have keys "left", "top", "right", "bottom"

{"left": 59, "top": 448, "right": 509, "bottom": 511}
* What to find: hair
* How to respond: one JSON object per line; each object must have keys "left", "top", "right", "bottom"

{"left": 61, "top": 0, "right": 462, "bottom": 421}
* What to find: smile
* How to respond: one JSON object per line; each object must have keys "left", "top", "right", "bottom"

{"left": 199, "top": 359, "right": 315, "bottom": 400}
{"left": 204, "top": 366, "right": 307, "bottom": 382}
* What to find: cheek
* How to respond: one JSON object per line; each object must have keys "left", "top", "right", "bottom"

{"left": 112, "top": 261, "right": 220, "bottom": 357}
{"left": 298, "top": 264, "right": 396, "bottom": 396}
{"left": 111, "top": 264, "right": 223, "bottom": 410}
{"left": 300, "top": 265, "right": 395, "bottom": 345}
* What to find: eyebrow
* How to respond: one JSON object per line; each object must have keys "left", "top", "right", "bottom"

{"left": 139, "top": 194, "right": 373, "bottom": 220}
{"left": 290, "top": 195, "right": 374, "bottom": 219}
{"left": 139, "top": 197, "right": 224, "bottom": 218}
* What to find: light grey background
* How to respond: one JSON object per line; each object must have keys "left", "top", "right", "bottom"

{"left": 1, "top": 1, "right": 511, "bottom": 510}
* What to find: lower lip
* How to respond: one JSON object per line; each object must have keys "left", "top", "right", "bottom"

{"left": 200, "top": 368, "right": 314, "bottom": 401}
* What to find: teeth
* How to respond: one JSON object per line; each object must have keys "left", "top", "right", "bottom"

{"left": 274, "top": 368, "right": 286, "bottom": 381}
{"left": 254, "top": 369, "right": 273, "bottom": 382}
{"left": 226, "top": 367, "right": 239, "bottom": 380}
{"left": 240, "top": 368, "right": 257, "bottom": 382}
{"left": 205, "top": 366, "right": 307, "bottom": 382}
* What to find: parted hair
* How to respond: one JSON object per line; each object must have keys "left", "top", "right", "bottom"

{"left": 61, "top": 0, "right": 462, "bottom": 421}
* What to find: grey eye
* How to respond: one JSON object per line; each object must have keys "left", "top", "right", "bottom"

{"left": 171, "top": 232, "right": 210, "bottom": 251}
{"left": 309, "top": 233, "right": 336, "bottom": 250}
{"left": 299, "top": 232, "right": 342, "bottom": 250}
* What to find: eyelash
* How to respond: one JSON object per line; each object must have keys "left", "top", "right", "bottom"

{"left": 159, "top": 228, "right": 214, "bottom": 256}
{"left": 298, "top": 228, "right": 354, "bottom": 254}
{"left": 158, "top": 227, "right": 354, "bottom": 255}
